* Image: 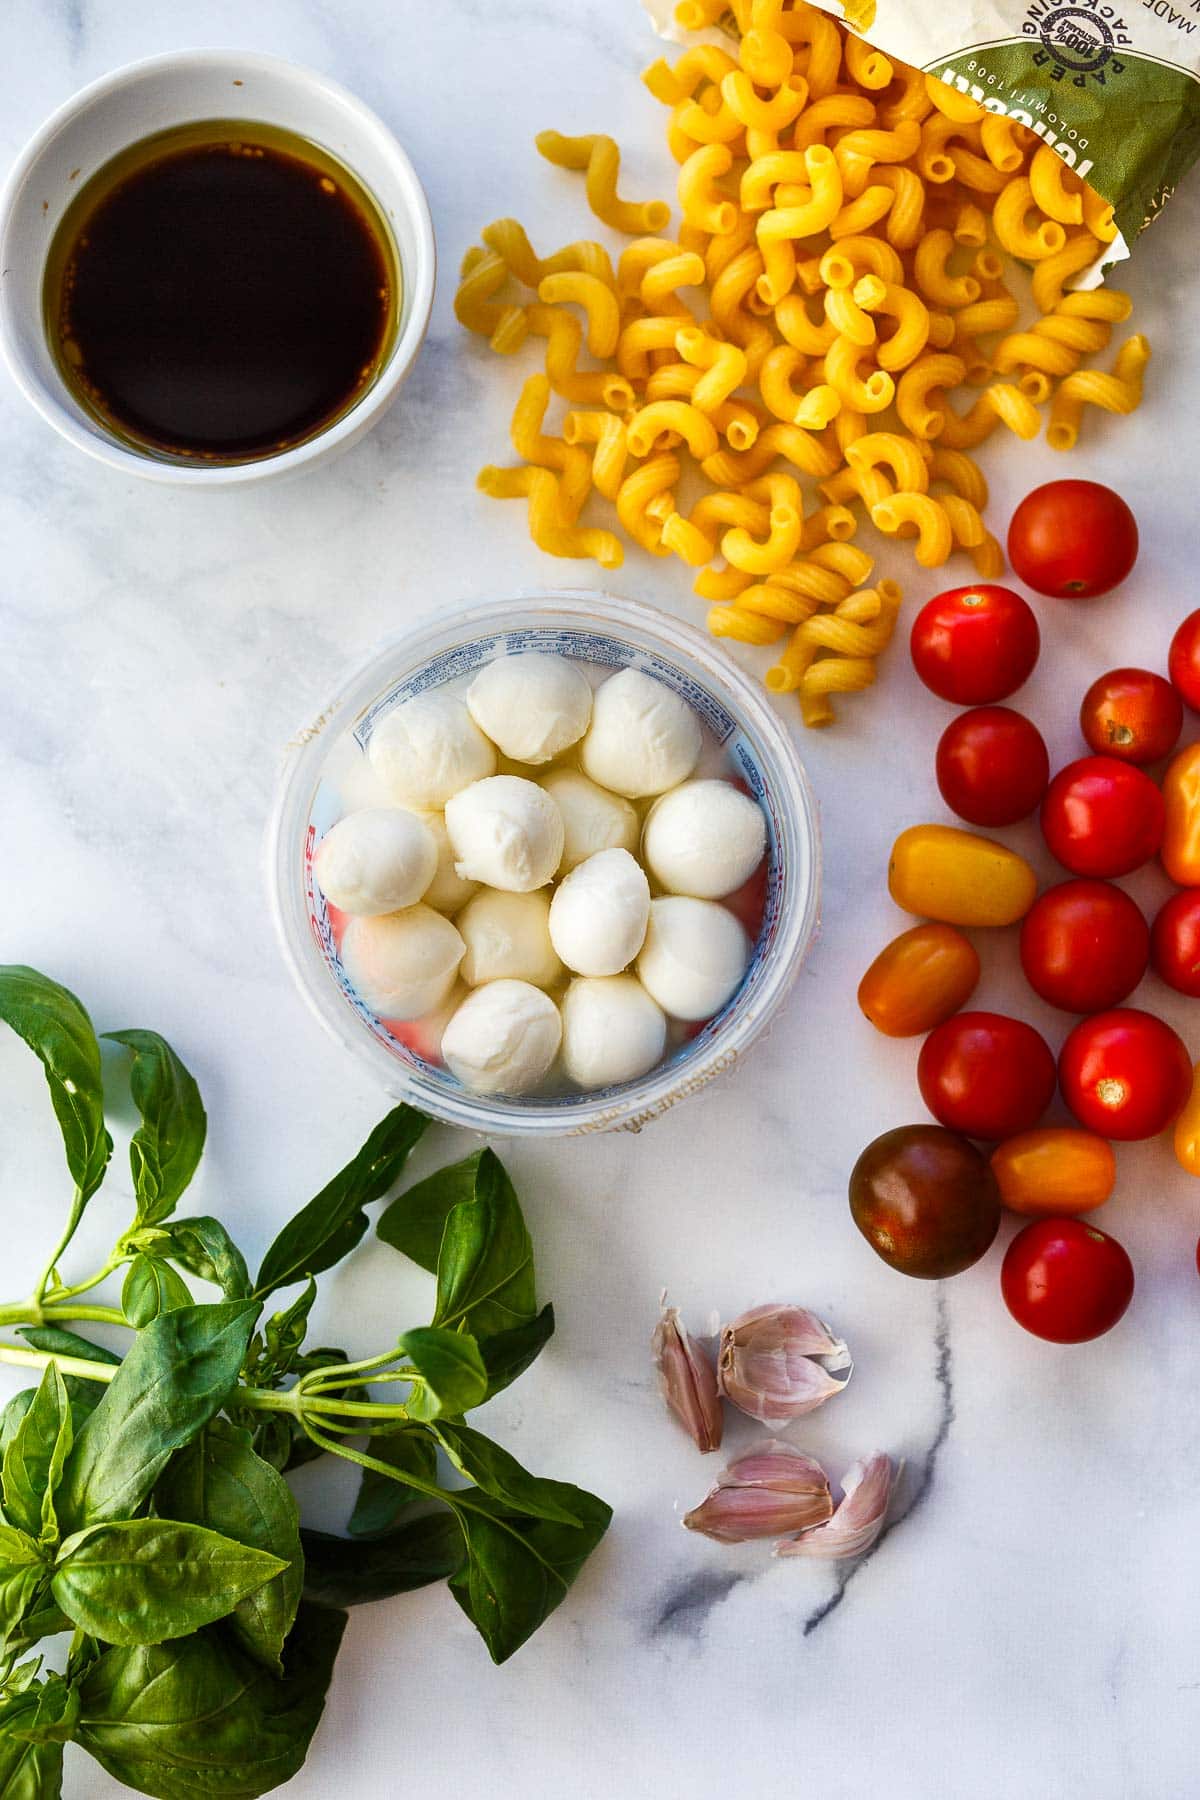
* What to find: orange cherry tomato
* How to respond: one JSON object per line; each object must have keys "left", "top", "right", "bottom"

{"left": 1161, "top": 743, "right": 1200, "bottom": 886}
{"left": 858, "top": 923, "right": 981, "bottom": 1038}
{"left": 990, "top": 1128, "right": 1116, "bottom": 1217}
{"left": 1173, "top": 1062, "right": 1200, "bottom": 1177}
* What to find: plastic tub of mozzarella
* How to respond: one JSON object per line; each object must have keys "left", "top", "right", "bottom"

{"left": 267, "top": 592, "right": 821, "bottom": 1136}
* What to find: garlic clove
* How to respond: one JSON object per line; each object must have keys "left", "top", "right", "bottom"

{"left": 718, "top": 1303, "right": 852, "bottom": 1425}
{"left": 684, "top": 1441, "right": 832, "bottom": 1543}
{"left": 652, "top": 1304, "right": 723, "bottom": 1454}
{"left": 775, "top": 1452, "right": 898, "bottom": 1560}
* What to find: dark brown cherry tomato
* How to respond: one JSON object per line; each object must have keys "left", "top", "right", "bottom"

{"left": 909, "top": 585, "right": 1040, "bottom": 705}
{"left": 1168, "top": 610, "right": 1200, "bottom": 712}
{"left": 1019, "top": 879, "right": 1149, "bottom": 1012}
{"left": 1001, "top": 1218, "right": 1134, "bottom": 1343}
{"left": 1007, "top": 481, "right": 1138, "bottom": 599}
{"left": 1079, "top": 668, "right": 1182, "bottom": 765}
{"left": 917, "top": 1011, "right": 1057, "bottom": 1140}
{"left": 1058, "top": 1006, "right": 1192, "bottom": 1140}
{"left": 1151, "top": 890, "right": 1200, "bottom": 998}
{"left": 935, "top": 706, "right": 1049, "bottom": 826}
{"left": 849, "top": 1124, "right": 1001, "bottom": 1279}
{"left": 1040, "top": 755, "right": 1165, "bottom": 877}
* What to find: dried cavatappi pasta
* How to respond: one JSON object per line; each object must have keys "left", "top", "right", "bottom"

{"left": 457, "top": 2, "right": 1150, "bottom": 727}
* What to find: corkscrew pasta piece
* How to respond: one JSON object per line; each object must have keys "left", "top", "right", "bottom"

{"left": 477, "top": 464, "right": 623, "bottom": 568}
{"left": 1048, "top": 335, "right": 1151, "bottom": 450}
{"left": 767, "top": 580, "right": 902, "bottom": 719}
{"left": 871, "top": 493, "right": 954, "bottom": 566}
{"left": 616, "top": 453, "right": 681, "bottom": 554}
{"left": 562, "top": 410, "right": 629, "bottom": 499}
{"left": 455, "top": 248, "right": 528, "bottom": 354}
{"left": 536, "top": 273, "right": 620, "bottom": 359}
{"left": 535, "top": 131, "right": 670, "bottom": 234}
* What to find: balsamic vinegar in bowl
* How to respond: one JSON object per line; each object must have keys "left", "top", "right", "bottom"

{"left": 42, "top": 119, "right": 400, "bottom": 466}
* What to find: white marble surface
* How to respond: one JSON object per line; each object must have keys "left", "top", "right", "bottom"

{"left": 1, "top": 4, "right": 1199, "bottom": 1796}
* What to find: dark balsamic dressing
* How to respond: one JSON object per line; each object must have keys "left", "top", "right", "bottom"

{"left": 44, "top": 122, "right": 398, "bottom": 464}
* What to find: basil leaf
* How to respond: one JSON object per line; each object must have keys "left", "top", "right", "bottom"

{"left": 449, "top": 1483, "right": 612, "bottom": 1664}
{"left": 77, "top": 1600, "right": 345, "bottom": 1800}
{"left": 154, "top": 1422, "right": 302, "bottom": 1673}
{"left": 0, "top": 1402, "right": 33, "bottom": 1471}
{"left": 300, "top": 1516, "right": 463, "bottom": 1608}
{"left": 52, "top": 1518, "right": 285, "bottom": 1647}
{"left": 1, "top": 1368, "right": 71, "bottom": 1543}
{"left": 159, "top": 1216, "right": 251, "bottom": 1301}
{"left": 397, "top": 1327, "right": 487, "bottom": 1423}
{"left": 0, "top": 1706, "right": 62, "bottom": 1799}
{"left": 57, "top": 1301, "right": 259, "bottom": 1534}
{"left": 4, "top": 1674, "right": 78, "bottom": 1745}
{"left": 16, "top": 1329, "right": 119, "bottom": 1369}
{"left": 348, "top": 1430, "right": 437, "bottom": 1538}
{"left": 121, "top": 1257, "right": 192, "bottom": 1329}
{"left": 260, "top": 1279, "right": 316, "bottom": 1380}
{"left": 254, "top": 1105, "right": 429, "bottom": 1299}
{"left": 0, "top": 1530, "right": 49, "bottom": 1645}
{"left": 431, "top": 1151, "right": 537, "bottom": 1337}
{"left": 432, "top": 1423, "right": 582, "bottom": 1526}
{"left": 376, "top": 1151, "right": 486, "bottom": 1273}
{"left": 103, "top": 1030, "right": 206, "bottom": 1228}
{"left": 0, "top": 967, "right": 110, "bottom": 1206}
{"left": 479, "top": 1302, "right": 555, "bottom": 1398}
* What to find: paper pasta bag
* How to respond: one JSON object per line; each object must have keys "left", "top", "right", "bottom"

{"left": 644, "top": 0, "right": 1200, "bottom": 271}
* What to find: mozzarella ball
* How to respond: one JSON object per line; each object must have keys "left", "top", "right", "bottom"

{"left": 416, "top": 811, "right": 478, "bottom": 915}
{"left": 441, "top": 980, "right": 562, "bottom": 1095}
{"left": 541, "top": 769, "right": 639, "bottom": 875}
{"left": 637, "top": 897, "right": 750, "bottom": 1021}
{"left": 467, "top": 653, "right": 593, "bottom": 764}
{"left": 368, "top": 693, "right": 496, "bottom": 807}
{"left": 642, "top": 780, "right": 767, "bottom": 899}
{"left": 313, "top": 808, "right": 438, "bottom": 917}
{"left": 548, "top": 848, "right": 650, "bottom": 977}
{"left": 458, "top": 889, "right": 562, "bottom": 989}
{"left": 342, "top": 905, "right": 465, "bottom": 1021}
{"left": 580, "top": 668, "right": 703, "bottom": 798}
{"left": 561, "top": 977, "right": 667, "bottom": 1088}
{"left": 445, "top": 776, "right": 564, "bottom": 892}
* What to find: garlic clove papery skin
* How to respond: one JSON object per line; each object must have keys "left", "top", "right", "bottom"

{"left": 775, "top": 1452, "right": 898, "bottom": 1560}
{"left": 718, "top": 1304, "right": 852, "bottom": 1426}
{"left": 652, "top": 1305, "right": 723, "bottom": 1454}
{"left": 683, "top": 1442, "right": 832, "bottom": 1543}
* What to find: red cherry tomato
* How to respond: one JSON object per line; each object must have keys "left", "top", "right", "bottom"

{"left": 1079, "top": 668, "right": 1182, "bottom": 765}
{"left": 1001, "top": 1218, "right": 1134, "bottom": 1343}
{"left": 1007, "top": 481, "right": 1138, "bottom": 599}
{"left": 935, "top": 706, "right": 1049, "bottom": 827}
{"left": 1058, "top": 1006, "right": 1192, "bottom": 1140}
{"left": 1169, "top": 611, "right": 1200, "bottom": 712}
{"left": 910, "top": 585, "right": 1040, "bottom": 706}
{"left": 918, "top": 1011, "right": 1057, "bottom": 1141}
{"left": 1040, "top": 755, "right": 1165, "bottom": 877}
{"left": 1150, "top": 890, "right": 1200, "bottom": 998}
{"left": 1020, "top": 879, "right": 1149, "bottom": 1013}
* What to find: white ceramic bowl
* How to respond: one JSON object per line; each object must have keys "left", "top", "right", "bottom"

{"left": 268, "top": 593, "right": 822, "bottom": 1137}
{"left": 0, "top": 50, "right": 435, "bottom": 485}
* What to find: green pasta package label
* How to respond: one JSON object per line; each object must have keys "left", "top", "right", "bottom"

{"left": 644, "top": 0, "right": 1200, "bottom": 267}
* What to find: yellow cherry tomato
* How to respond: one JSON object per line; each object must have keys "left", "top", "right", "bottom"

{"left": 1161, "top": 743, "right": 1200, "bottom": 886}
{"left": 1173, "top": 1061, "right": 1200, "bottom": 1176}
{"left": 858, "top": 923, "right": 980, "bottom": 1037}
{"left": 990, "top": 1128, "right": 1116, "bottom": 1217}
{"left": 887, "top": 824, "right": 1038, "bottom": 927}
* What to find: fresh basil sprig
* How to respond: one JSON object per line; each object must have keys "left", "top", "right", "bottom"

{"left": 0, "top": 966, "right": 610, "bottom": 1795}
